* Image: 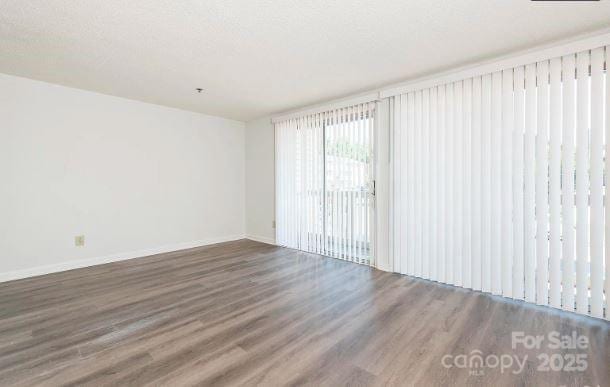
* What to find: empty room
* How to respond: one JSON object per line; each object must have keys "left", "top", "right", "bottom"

{"left": 2, "top": 1, "right": 610, "bottom": 386}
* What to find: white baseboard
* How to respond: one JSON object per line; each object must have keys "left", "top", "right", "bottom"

{"left": 0, "top": 234, "right": 245, "bottom": 283}
{"left": 245, "top": 234, "right": 276, "bottom": 245}
{"left": 375, "top": 260, "right": 393, "bottom": 273}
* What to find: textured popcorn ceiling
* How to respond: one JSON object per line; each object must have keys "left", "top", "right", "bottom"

{"left": 1, "top": 0, "right": 610, "bottom": 121}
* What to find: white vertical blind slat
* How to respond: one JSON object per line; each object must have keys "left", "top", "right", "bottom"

{"left": 318, "top": 113, "right": 323, "bottom": 254}
{"left": 501, "top": 68, "right": 514, "bottom": 298}
{"left": 307, "top": 115, "right": 312, "bottom": 251}
{"left": 408, "top": 92, "right": 416, "bottom": 276}
{"left": 491, "top": 71, "right": 502, "bottom": 296}
{"left": 311, "top": 115, "right": 316, "bottom": 252}
{"left": 351, "top": 107, "right": 356, "bottom": 261}
{"left": 280, "top": 121, "right": 285, "bottom": 246}
{"left": 290, "top": 120, "right": 295, "bottom": 247}
{"left": 330, "top": 111, "right": 335, "bottom": 256}
{"left": 286, "top": 121, "right": 292, "bottom": 247}
{"left": 576, "top": 51, "right": 590, "bottom": 315}
{"left": 415, "top": 90, "right": 423, "bottom": 277}
{"left": 513, "top": 66, "right": 525, "bottom": 301}
{"left": 590, "top": 47, "right": 604, "bottom": 318}
{"left": 524, "top": 63, "right": 537, "bottom": 303}
{"left": 324, "top": 113, "right": 329, "bottom": 255}
{"left": 454, "top": 81, "right": 464, "bottom": 287}
{"left": 345, "top": 108, "right": 351, "bottom": 260}
{"left": 345, "top": 106, "right": 356, "bottom": 261}
{"left": 446, "top": 83, "right": 455, "bottom": 285}
{"left": 340, "top": 109, "right": 346, "bottom": 260}
{"left": 396, "top": 97, "right": 404, "bottom": 272}
{"left": 289, "top": 121, "right": 294, "bottom": 247}
{"left": 536, "top": 60, "right": 550, "bottom": 306}
{"left": 422, "top": 89, "right": 431, "bottom": 279}
{"left": 481, "top": 73, "right": 492, "bottom": 293}
{"left": 391, "top": 95, "right": 402, "bottom": 274}
{"left": 605, "top": 46, "right": 610, "bottom": 319}
{"left": 337, "top": 110, "right": 341, "bottom": 258}
{"left": 463, "top": 78, "right": 473, "bottom": 290}
{"left": 362, "top": 105, "right": 367, "bottom": 262}
{"left": 471, "top": 77, "right": 482, "bottom": 291}
{"left": 561, "top": 54, "right": 577, "bottom": 312}
{"left": 275, "top": 123, "right": 282, "bottom": 245}
{"left": 297, "top": 116, "right": 302, "bottom": 250}
{"left": 430, "top": 87, "right": 439, "bottom": 281}
{"left": 548, "top": 58, "right": 562, "bottom": 308}
{"left": 357, "top": 106, "right": 362, "bottom": 261}
{"left": 438, "top": 85, "right": 447, "bottom": 283}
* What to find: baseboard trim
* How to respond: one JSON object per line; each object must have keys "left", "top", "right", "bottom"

{"left": 245, "top": 234, "right": 276, "bottom": 245}
{"left": 0, "top": 234, "right": 245, "bottom": 283}
{"left": 375, "top": 260, "right": 393, "bottom": 273}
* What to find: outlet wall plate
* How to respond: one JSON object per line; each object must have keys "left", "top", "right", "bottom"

{"left": 75, "top": 235, "right": 85, "bottom": 247}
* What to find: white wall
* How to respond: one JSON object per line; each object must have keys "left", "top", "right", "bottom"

{"left": 244, "top": 117, "right": 275, "bottom": 244}
{"left": 0, "top": 73, "right": 246, "bottom": 280}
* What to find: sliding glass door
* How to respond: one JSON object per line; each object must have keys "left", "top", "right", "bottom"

{"left": 324, "top": 106, "right": 375, "bottom": 265}
{"left": 275, "top": 102, "right": 376, "bottom": 266}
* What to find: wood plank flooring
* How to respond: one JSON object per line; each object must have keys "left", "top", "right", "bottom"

{"left": 0, "top": 239, "right": 608, "bottom": 386}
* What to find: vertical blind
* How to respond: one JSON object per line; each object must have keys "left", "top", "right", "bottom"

{"left": 275, "top": 103, "right": 375, "bottom": 265}
{"left": 391, "top": 45, "right": 610, "bottom": 319}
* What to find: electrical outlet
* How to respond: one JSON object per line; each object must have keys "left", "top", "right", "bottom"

{"left": 272, "top": 220, "right": 276, "bottom": 229}
{"left": 75, "top": 235, "right": 85, "bottom": 247}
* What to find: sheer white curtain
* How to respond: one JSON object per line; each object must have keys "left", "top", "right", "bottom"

{"left": 389, "top": 46, "right": 610, "bottom": 320}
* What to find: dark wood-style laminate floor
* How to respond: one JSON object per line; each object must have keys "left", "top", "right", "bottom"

{"left": 0, "top": 239, "right": 608, "bottom": 386}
